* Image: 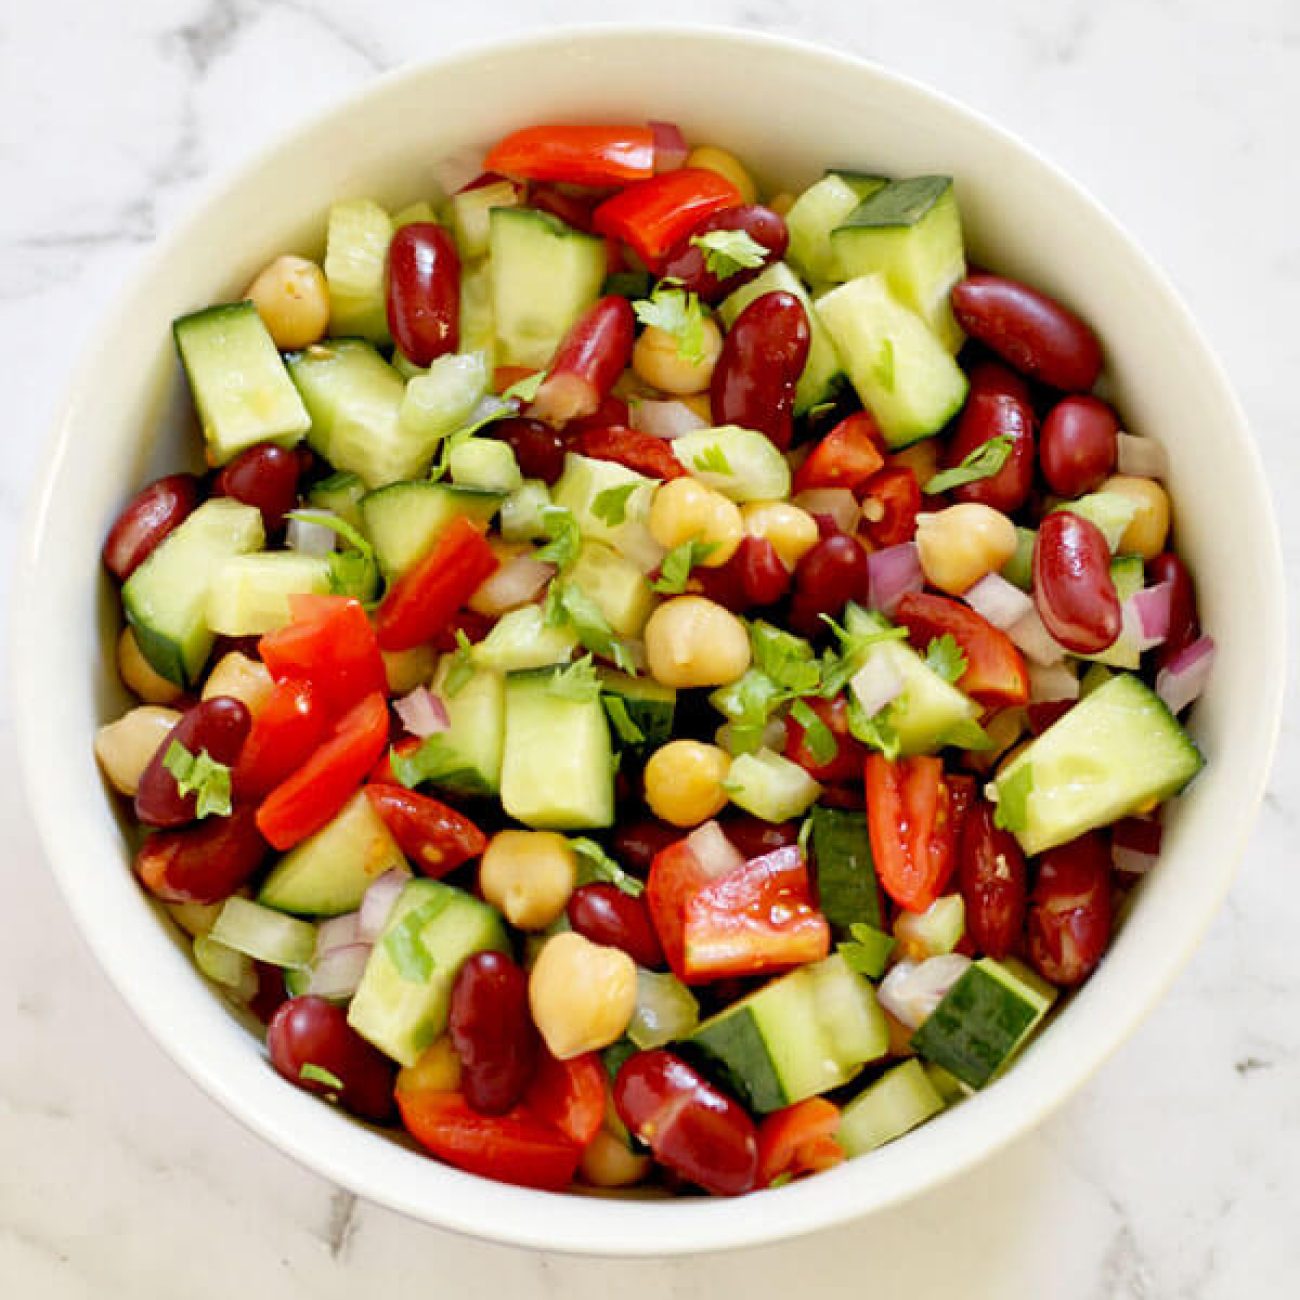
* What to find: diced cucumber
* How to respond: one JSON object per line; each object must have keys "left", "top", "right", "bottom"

{"left": 688, "top": 953, "right": 888, "bottom": 1113}
{"left": 398, "top": 351, "right": 490, "bottom": 446}
{"left": 324, "top": 198, "right": 393, "bottom": 344}
{"left": 193, "top": 934, "right": 255, "bottom": 990}
{"left": 449, "top": 438, "right": 523, "bottom": 493}
{"left": 205, "top": 552, "right": 332, "bottom": 637}
{"left": 173, "top": 303, "right": 311, "bottom": 465}
{"left": 347, "top": 880, "right": 509, "bottom": 1066}
{"left": 122, "top": 499, "right": 264, "bottom": 686}
{"left": 459, "top": 260, "right": 496, "bottom": 365}
{"left": 450, "top": 179, "right": 521, "bottom": 261}
{"left": 1079, "top": 555, "right": 1144, "bottom": 670}
{"left": 628, "top": 969, "right": 700, "bottom": 1050}
{"left": 599, "top": 669, "right": 676, "bottom": 752}
{"left": 911, "top": 957, "right": 1056, "bottom": 1089}
{"left": 720, "top": 262, "right": 843, "bottom": 414}
{"left": 308, "top": 471, "right": 366, "bottom": 531}
{"left": 1002, "top": 526, "right": 1037, "bottom": 591}
{"left": 994, "top": 672, "right": 1204, "bottom": 855}
{"left": 501, "top": 667, "right": 615, "bottom": 829}
{"left": 894, "top": 894, "right": 965, "bottom": 958}
{"left": 569, "top": 542, "right": 657, "bottom": 638}
{"left": 422, "top": 657, "right": 506, "bottom": 796}
{"left": 500, "top": 479, "right": 552, "bottom": 542}
{"left": 786, "top": 172, "right": 887, "bottom": 286}
{"left": 1054, "top": 491, "right": 1139, "bottom": 553}
{"left": 724, "top": 749, "right": 822, "bottom": 822}
{"left": 670, "top": 426, "right": 791, "bottom": 503}
{"left": 209, "top": 897, "right": 316, "bottom": 969}
{"left": 360, "top": 481, "right": 503, "bottom": 579}
{"left": 551, "top": 454, "right": 663, "bottom": 572}
{"left": 831, "top": 177, "right": 966, "bottom": 352}
{"left": 837, "top": 1059, "right": 946, "bottom": 1157}
{"left": 816, "top": 274, "right": 969, "bottom": 448}
{"left": 808, "top": 805, "right": 883, "bottom": 935}
{"left": 474, "top": 605, "right": 578, "bottom": 672}
{"left": 393, "top": 200, "right": 438, "bottom": 229}
{"left": 1079, "top": 662, "right": 1113, "bottom": 697}
{"left": 489, "top": 207, "right": 606, "bottom": 368}
{"left": 258, "top": 790, "right": 409, "bottom": 916}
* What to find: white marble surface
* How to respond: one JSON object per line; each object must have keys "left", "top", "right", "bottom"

{"left": 3, "top": 0, "right": 1298, "bottom": 1294}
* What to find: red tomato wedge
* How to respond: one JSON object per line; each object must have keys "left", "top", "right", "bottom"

{"left": 256, "top": 692, "right": 390, "bottom": 850}
{"left": 859, "top": 467, "right": 922, "bottom": 548}
{"left": 374, "top": 516, "right": 499, "bottom": 653}
{"left": 524, "top": 1051, "right": 607, "bottom": 1148}
{"left": 574, "top": 426, "right": 687, "bottom": 480}
{"left": 893, "top": 591, "right": 1030, "bottom": 708}
{"left": 484, "top": 124, "right": 656, "bottom": 188}
{"left": 864, "top": 754, "right": 959, "bottom": 913}
{"left": 233, "top": 678, "right": 328, "bottom": 798}
{"left": 396, "top": 1090, "right": 581, "bottom": 1191}
{"left": 792, "top": 413, "right": 885, "bottom": 497}
{"left": 782, "top": 694, "right": 866, "bottom": 784}
{"left": 645, "top": 839, "right": 712, "bottom": 981}
{"left": 756, "top": 1099, "right": 846, "bottom": 1187}
{"left": 593, "top": 168, "right": 742, "bottom": 272}
{"left": 363, "top": 785, "right": 487, "bottom": 877}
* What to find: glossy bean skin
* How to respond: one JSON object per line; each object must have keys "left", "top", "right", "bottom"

{"left": 489, "top": 417, "right": 567, "bottom": 486}
{"left": 789, "top": 533, "right": 870, "bottom": 638}
{"left": 213, "top": 443, "right": 301, "bottom": 533}
{"left": 567, "top": 884, "right": 665, "bottom": 968}
{"left": 448, "top": 952, "right": 539, "bottom": 1115}
{"left": 1147, "top": 551, "right": 1199, "bottom": 671}
{"left": 1027, "top": 833, "right": 1112, "bottom": 985}
{"left": 710, "top": 291, "right": 810, "bottom": 450}
{"left": 614, "top": 1049, "right": 758, "bottom": 1196}
{"left": 611, "top": 819, "right": 680, "bottom": 873}
{"left": 134, "top": 696, "right": 251, "bottom": 827}
{"left": 692, "top": 536, "right": 791, "bottom": 612}
{"left": 1039, "top": 395, "right": 1119, "bottom": 498}
{"left": 134, "top": 804, "right": 270, "bottom": 904}
{"left": 530, "top": 296, "right": 635, "bottom": 425}
{"left": 720, "top": 816, "right": 800, "bottom": 860}
{"left": 1032, "top": 512, "right": 1121, "bottom": 655}
{"left": 267, "top": 995, "right": 397, "bottom": 1122}
{"left": 386, "top": 222, "right": 461, "bottom": 366}
{"left": 659, "top": 205, "right": 789, "bottom": 303}
{"left": 102, "top": 474, "right": 200, "bottom": 580}
{"left": 958, "top": 801, "right": 1028, "bottom": 959}
{"left": 951, "top": 274, "right": 1103, "bottom": 392}
{"left": 943, "top": 361, "right": 1036, "bottom": 513}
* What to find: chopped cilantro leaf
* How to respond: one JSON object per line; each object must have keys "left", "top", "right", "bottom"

{"left": 690, "top": 228, "right": 768, "bottom": 279}
{"left": 383, "top": 896, "right": 451, "bottom": 982}
{"left": 534, "top": 506, "right": 582, "bottom": 571}
{"left": 924, "top": 633, "right": 968, "bottom": 684}
{"left": 501, "top": 370, "right": 545, "bottom": 403}
{"left": 789, "top": 698, "right": 837, "bottom": 765}
{"left": 797, "top": 813, "right": 816, "bottom": 855}
{"left": 925, "top": 435, "right": 1014, "bottom": 496}
{"left": 550, "top": 583, "right": 637, "bottom": 674}
{"left": 710, "top": 668, "right": 786, "bottom": 756}
{"left": 443, "top": 628, "right": 477, "bottom": 697}
{"left": 299, "top": 1063, "right": 345, "bottom": 1092}
{"left": 838, "top": 923, "right": 895, "bottom": 980}
{"left": 591, "top": 482, "right": 638, "bottom": 528}
{"left": 286, "top": 508, "right": 370, "bottom": 557}
{"left": 603, "top": 695, "right": 646, "bottom": 746}
{"left": 652, "top": 539, "right": 718, "bottom": 594}
{"left": 547, "top": 655, "right": 602, "bottom": 702}
{"left": 162, "top": 741, "right": 232, "bottom": 819}
{"left": 994, "top": 764, "right": 1034, "bottom": 833}
{"left": 389, "top": 735, "right": 491, "bottom": 795}
{"left": 633, "top": 286, "right": 708, "bottom": 363}
{"left": 846, "top": 696, "right": 902, "bottom": 761}
{"left": 429, "top": 398, "right": 518, "bottom": 482}
{"left": 750, "top": 622, "right": 821, "bottom": 696}
{"left": 692, "top": 444, "right": 733, "bottom": 476}
{"left": 818, "top": 607, "right": 910, "bottom": 698}
{"left": 942, "top": 718, "right": 994, "bottom": 751}
{"left": 571, "top": 837, "right": 644, "bottom": 897}
{"left": 326, "top": 546, "right": 380, "bottom": 603}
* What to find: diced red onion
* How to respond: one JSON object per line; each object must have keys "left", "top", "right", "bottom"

{"left": 630, "top": 398, "right": 708, "bottom": 439}
{"left": 650, "top": 120, "right": 689, "bottom": 172}
{"left": 850, "top": 653, "right": 905, "bottom": 719}
{"left": 315, "top": 911, "right": 362, "bottom": 957}
{"left": 793, "top": 489, "right": 859, "bottom": 535}
{"left": 1028, "top": 660, "right": 1080, "bottom": 703}
{"left": 1129, "top": 581, "right": 1173, "bottom": 650}
{"left": 393, "top": 686, "right": 450, "bottom": 739}
{"left": 878, "top": 955, "right": 971, "bottom": 1030}
{"left": 1007, "top": 608, "right": 1067, "bottom": 666}
{"left": 468, "top": 554, "right": 555, "bottom": 617}
{"left": 685, "top": 820, "right": 745, "bottom": 882}
{"left": 867, "top": 542, "right": 924, "bottom": 615}
{"left": 307, "top": 943, "right": 373, "bottom": 1000}
{"left": 1117, "top": 433, "right": 1169, "bottom": 480}
{"left": 1113, "top": 845, "right": 1159, "bottom": 875}
{"left": 1156, "top": 635, "right": 1215, "bottom": 715}
{"left": 286, "top": 514, "right": 338, "bottom": 557}
{"left": 359, "top": 869, "right": 409, "bottom": 941}
{"left": 963, "top": 572, "right": 1034, "bottom": 631}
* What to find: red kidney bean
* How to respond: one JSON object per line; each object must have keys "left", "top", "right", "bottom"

{"left": 789, "top": 533, "right": 870, "bottom": 638}
{"left": 695, "top": 535, "right": 792, "bottom": 612}
{"left": 248, "top": 960, "right": 290, "bottom": 1026}
{"left": 448, "top": 952, "right": 539, "bottom": 1115}
{"left": 267, "top": 995, "right": 397, "bottom": 1122}
{"left": 710, "top": 291, "right": 810, "bottom": 450}
{"left": 564, "top": 392, "right": 630, "bottom": 439}
{"left": 1027, "top": 832, "right": 1112, "bottom": 985}
{"left": 952, "top": 273, "right": 1103, "bottom": 392}
{"left": 943, "top": 360, "right": 1036, "bottom": 513}
{"left": 611, "top": 819, "right": 679, "bottom": 873}
{"left": 527, "top": 184, "right": 600, "bottom": 233}
{"left": 1039, "top": 394, "right": 1119, "bottom": 498}
{"left": 489, "top": 417, "right": 567, "bottom": 486}
{"left": 135, "top": 805, "right": 269, "bottom": 904}
{"left": 574, "top": 426, "right": 687, "bottom": 481}
{"left": 134, "top": 696, "right": 251, "bottom": 828}
{"left": 102, "top": 474, "right": 200, "bottom": 580}
{"left": 958, "top": 800, "right": 1028, "bottom": 959}
{"left": 386, "top": 222, "right": 461, "bottom": 366}
{"left": 530, "top": 296, "right": 635, "bottom": 425}
{"left": 213, "top": 443, "right": 302, "bottom": 533}
{"left": 1032, "top": 512, "right": 1121, "bottom": 655}
{"left": 1147, "top": 551, "right": 1199, "bottom": 671}
{"left": 567, "top": 884, "right": 664, "bottom": 968}
{"left": 660, "top": 204, "right": 789, "bottom": 302}
{"left": 615, "top": 1049, "right": 758, "bottom": 1196}
{"left": 719, "top": 816, "right": 800, "bottom": 861}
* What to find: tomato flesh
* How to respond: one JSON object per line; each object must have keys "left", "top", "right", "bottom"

{"left": 864, "top": 753, "right": 958, "bottom": 913}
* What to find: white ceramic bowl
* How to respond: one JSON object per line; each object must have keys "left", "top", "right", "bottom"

{"left": 13, "top": 25, "right": 1284, "bottom": 1256}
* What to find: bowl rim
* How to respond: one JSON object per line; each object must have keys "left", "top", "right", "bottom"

{"left": 12, "top": 21, "right": 1285, "bottom": 1256}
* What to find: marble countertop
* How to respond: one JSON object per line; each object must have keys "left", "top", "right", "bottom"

{"left": 3, "top": 1, "right": 1297, "bottom": 1295}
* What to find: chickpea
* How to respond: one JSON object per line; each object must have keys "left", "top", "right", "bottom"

{"left": 740, "top": 501, "right": 819, "bottom": 569}
{"left": 478, "top": 830, "right": 577, "bottom": 931}
{"left": 395, "top": 1036, "right": 463, "bottom": 1096}
{"left": 644, "top": 596, "right": 752, "bottom": 689}
{"left": 644, "top": 740, "right": 731, "bottom": 827}
{"left": 245, "top": 254, "right": 330, "bottom": 350}
{"left": 1101, "top": 474, "right": 1171, "bottom": 560}
{"left": 766, "top": 191, "right": 797, "bottom": 219}
{"left": 632, "top": 318, "right": 723, "bottom": 395}
{"left": 202, "top": 651, "right": 275, "bottom": 715}
{"left": 580, "top": 1129, "right": 652, "bottom": 1188}
{"left": 117, "top": 627, "right": 183, "bottom": 704}
{"left": 94, "top": 705, "right": 181, "bottom": 796}
{"left": 888, "top": 437, "right": 940, "bottom": 486}
{"left": 685, "top": 146, "right": 759, "bottom": 206}
{"left": 381, "top": 644, "right": 438, "bottom": 696}
{"left": 649, "top": 477, "right": 743, "bottom": 566}
{"left": 528, "top": 931, "right": 637, "bottom": 1059}
{"left": 915, "top": 503, "right": 1017, "bottom": 595}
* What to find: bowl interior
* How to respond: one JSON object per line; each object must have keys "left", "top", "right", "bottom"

{"left": 14, "top": 26, "right": 1283, "bottom": 1255}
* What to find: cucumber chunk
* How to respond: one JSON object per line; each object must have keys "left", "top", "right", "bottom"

{"left": 815, "top": 274, "right": 969, "bottom": 448}
{"left": 307, "top": 471, "right": 366, "bottom": 531}
{"left": 474, "top": 605, "right": 578, "bottom": 672}
{"left": 808, "top": 806, "right": 884, "bottom": 935}
{"left": 670, "top": 426, "right": 792, "bottom": 503}
{"left": 205, "top": 552, "right": 332, "bottom": 637}
{"left": 786, "top": 172, "right": 887, "bottom": 286}
{"left": 500, "top": 479, "right": 552, "bottom": 543}
{"left": 324, "top": 198, "right": 393, "bottom": 344}
{"left": 398, "top": 350, "right": 490, "bottom": 446}
{"left": 569, "top": 541, "right": 658, "bottom": 638}
{"left": 449, "top": 438, "right": 523, "bottom": 493}
{"left": 122, "top": 498, "right": 264, "bottom": 686}
{"left": 628, "top": 969, "right": 700, "bottom": 1050}
{"left": 599, "top": 669, "right": 676, "bottom": 752}
{"left": 724, "top": 749, "right": 822, "bottom": 822}
{"left": 551, "top": 453, "right": 663, "bottom": 572}
{"left": 1054, "top": 491, "right": 1139, "bottom": 552}
{"left": 173, "top": 303, "right": 311, "bottom": 465}
{"left": 837, "top": 1059, "right": 946, "bottom": 1157}
{"left": 459, "top": 260, "right": 496, "bottom": 365}
{"left": 1079, "top": 555, "right": 1144, "bottom": 670}
{"left": 209, "top": 897, "right": 316, "bottom": 969}
{"left": 1002, "top": 526, "right": 1037, "bottom": 591}
{"left": 360, "top": 481, "right": 503, "bottom": 579}
{"left": 420, "top": 657, "right": 506, "bottom": 796}
{"left": 993, "top": 672, "right": 1204, "bottom": 856}
{"left": 450, "top": 179, "right": 521, "bottom": 261}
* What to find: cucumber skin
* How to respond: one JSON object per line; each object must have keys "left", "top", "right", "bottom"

{"left": 809, "top": 806, "right": 884, "bottom": 935}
